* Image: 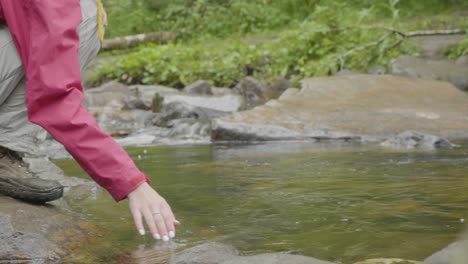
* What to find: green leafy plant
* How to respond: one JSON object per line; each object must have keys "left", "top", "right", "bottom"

{"left": 445, "top": 38, "right": 468, "bottom": 59}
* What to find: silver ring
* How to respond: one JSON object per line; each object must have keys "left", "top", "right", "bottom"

{"left": 152, "top": 212, "right": 161, "bottom": 215}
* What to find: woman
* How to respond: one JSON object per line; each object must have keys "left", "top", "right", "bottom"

{"left": 0, "top": 0, "right": 177, "bottom": 241}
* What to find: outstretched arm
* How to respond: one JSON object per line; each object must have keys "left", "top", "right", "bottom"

{"left": 0, "top": 0, "right": 176, "bottom": 240}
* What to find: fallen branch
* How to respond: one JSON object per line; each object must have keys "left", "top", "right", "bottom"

{"left": 332, "top": 26, "right": 465, "bottom": 38}
{"left": 405, "top": 28, "right": 466, "bottom": 37}
{"left": 101, "top": 32, "right": 173, "bottom": 51}
{"left": 334, "top": 32, "right": 392, "bottom": 69}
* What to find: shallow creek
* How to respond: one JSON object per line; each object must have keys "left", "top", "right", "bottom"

{"left": 55, "top": 141, "right": 468, "bottom": 263}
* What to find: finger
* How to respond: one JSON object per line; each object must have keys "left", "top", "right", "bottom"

{"left": 153, "top": 212, "right": 169, "bottom": 241}
{"left": 162, "top": 203, "right": 176, "bottom": 238}
{"left": 174, "top": 220, "right": 181, "bottom": 226}
{"left": 142, "top": 209, "right": 160, "bottom": 240}
{"left": 130, "top": 207, "right": 145, "bottom": 236}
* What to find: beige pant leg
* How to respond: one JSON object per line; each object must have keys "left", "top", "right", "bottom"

{"left": 0, "top": 0, "right": 102, "bottom": 155}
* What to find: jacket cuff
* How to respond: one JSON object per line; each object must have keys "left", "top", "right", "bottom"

{"left": 110, "top": 172, "right": 151, "bottom": 202}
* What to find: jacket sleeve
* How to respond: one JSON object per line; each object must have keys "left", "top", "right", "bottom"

{"left": 0, "top": 0, "right": 150, "bottom": 201}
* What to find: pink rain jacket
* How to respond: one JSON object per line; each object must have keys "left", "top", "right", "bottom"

{"left": 0, "top": 1, "right": 150, "bottom": 201}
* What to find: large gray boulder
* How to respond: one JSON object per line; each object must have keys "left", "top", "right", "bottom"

{"left": 171, "top": 242, "right": 239, "bottom": 264}
{"left": 389, "top": 56, "right": 468, "bottom": 91}
{"left": 212, "top": 75, "right": 468, "bottom": 142}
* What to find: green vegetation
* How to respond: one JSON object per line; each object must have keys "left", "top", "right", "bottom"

{"left": 102, "top": 0, "right": 467, "bottom": 39}
{"left": 95, "top": 0, "right": 468, "bottom": 87}
{"left": 445, "top": 38, "right": 468, "bottom": 59}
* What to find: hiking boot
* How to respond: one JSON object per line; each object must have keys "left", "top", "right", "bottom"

{"left": 0, "top": 147, "right": 64, "bottom": 204}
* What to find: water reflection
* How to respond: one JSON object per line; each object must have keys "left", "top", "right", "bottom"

{"left": 115, "top": 242, "right": 179, "bottom": 264}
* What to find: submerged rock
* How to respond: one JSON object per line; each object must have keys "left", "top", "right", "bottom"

{"left": 223, "top": 253, "right": 336, "bottom": 264}
{"left": 389, "top": 56, "right": 468, "bottom": 91}
{"left": 381, "top": 131, "right": 455, "bottom": 150}
{"left": 212, "top": 75, "right": 468, "bottom": 142}
{"left": 423, "top": 241, "right": 468, "bottom": 264}
{"left": 170, "top": 242, "right": 336, "bottom": 264}
{"left": 171, "top": 242, "right": 238, "bottom": 264}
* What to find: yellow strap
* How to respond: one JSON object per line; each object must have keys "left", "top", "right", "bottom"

{"left": 97, "top": 0, "right": 104, "bottom": 41}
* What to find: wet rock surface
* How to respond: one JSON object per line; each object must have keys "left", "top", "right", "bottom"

{"left": 212, "top": 75, "right": 468, "bottom": 142}
{"left": 0, "top": 151, "right": 99, "bottom": 262}
{"left": 170, "top": 242, "right": 336, "bottom": 264}
{"left": 0, "top": 197, "right": 99, "bottom": 264}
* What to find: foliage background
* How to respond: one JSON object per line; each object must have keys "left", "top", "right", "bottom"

{"left": 95, "top": 0, "right": 468, "bottom": 87}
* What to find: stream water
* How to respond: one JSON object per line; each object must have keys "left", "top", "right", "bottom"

{"left": 55, "top": 141, "right": 468, "bottom": 263}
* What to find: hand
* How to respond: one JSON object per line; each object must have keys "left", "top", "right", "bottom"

{"left": 128, "top": 182, "right": 179, "bottom": 241}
